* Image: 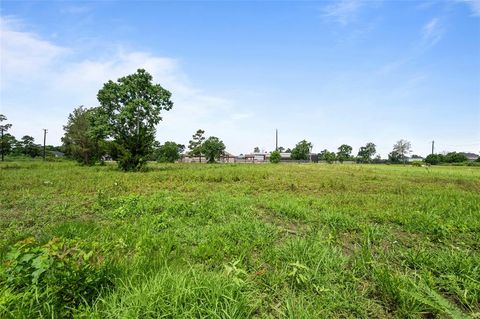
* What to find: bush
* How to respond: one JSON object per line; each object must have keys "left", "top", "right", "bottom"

{"left": 425, "top": 154, "right": 440, "bottom": 165}
{"left": 1, "top": 237, "right": 113, "bottom": 317}
{"left": 411, "top": 161, "right": 423, "bottom": 167}
{"left": 270, "top": 150, "right": 281, "bottom": 163}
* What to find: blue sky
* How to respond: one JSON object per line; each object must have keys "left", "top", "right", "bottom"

{"left": 1, "top": 0, "right": 479, "bottom": 157}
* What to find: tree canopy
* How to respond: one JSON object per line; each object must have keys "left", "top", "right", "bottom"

{"left": 62, "top": 106, "right": 103, "bottom": 165}
{"left": 336, "top": 144, "right": 352, "bottom": 163}
{"left": 157, "top": 141, "right": 185, "bottom": 163}
{"left": 0, "top": 114, "right": 13, "bottom": 161}
{"left": 391, "top": 139, "right": 411, "bottom": 163}
{"left": 202, "top": 136, "right": 225, "bottom": 163}
{"left": 291, "top": 140, "right": 312, "bottom": 160}
{"left": 188, "top": 129, "right": 205, "bottom": 162}
{"left": 357, "top": 143, "right": 376, "bottom": 163}
{"left": 96, "top": 69, "right": 173, "bottom": 171}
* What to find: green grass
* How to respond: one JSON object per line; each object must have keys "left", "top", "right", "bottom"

{"left": 1, "top": 161, "right": 479, "bottom": 318}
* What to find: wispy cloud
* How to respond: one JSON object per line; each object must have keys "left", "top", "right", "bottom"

{"left": 455, "top": 0, "right": 480, "bottom": 16}
{"left": 422, "top": 17, "right": 444, "bottom": 46}
{"left": 322, "top": 0, "right": 364, "bottom": 25}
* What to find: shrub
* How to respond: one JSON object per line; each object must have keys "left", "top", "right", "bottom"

{"left": 411, "top": 161, "right": 423, "bottom": 167}
{"left": 425, "top": 154, "right": 440, "bottom": 165}
{"left": 1, "top": 237, "right": 112, "bottom": 317}
{"left": 270, "top": 150, "right": 281, "bottom": 163}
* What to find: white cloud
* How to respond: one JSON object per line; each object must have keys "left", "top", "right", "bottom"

{"left": 322, "top": 0, "right": 364, "bottom": 25}
{"left": 0, "top": 16, "right": 254, "bottom": 153}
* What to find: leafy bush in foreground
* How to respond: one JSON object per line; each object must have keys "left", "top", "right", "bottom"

{"left": 0, "top": 237, "right": 112, "bottom": 317}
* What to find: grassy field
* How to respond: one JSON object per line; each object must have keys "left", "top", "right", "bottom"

{"left": 0, "top": 161, "right": 479, "bottom": 318}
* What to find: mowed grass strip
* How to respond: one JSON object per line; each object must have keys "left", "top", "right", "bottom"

{"left": 0, "top": 161, "right": 479, "bottom": 318}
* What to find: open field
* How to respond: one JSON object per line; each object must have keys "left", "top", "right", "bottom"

{"left": 0, "top": 161, "right": 479, "bottom": 318}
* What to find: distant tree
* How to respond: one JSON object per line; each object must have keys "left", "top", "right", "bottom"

{"left": 96, "top": 69, "right": 173, "bottom": 171}
{"left": 285, "top": 148, "right": 292, "bottom": 153}
{"left": 254, "top": 146, "right": 260, "bottom": 153}
{"left": 188, "top": 129, "right": 206, "bottom": 163}
{"left": 392, "top": 139, "right": 412, "bottom": 163}
{"left": 291, "top": 140, "right": 312, "bottom": 160}
{"left": 444, "top": 152, "right": 468, "bottom": 163}
{"left": 270, "top": 150, "right": 281, "bottom": 163}
{"left": 0, "top": 133, "right": 16, "bottom": 159}
{"left": 425, "top": 154, "right": 440, "bottom": 165}
{"left": 357, "top": 143, "right": 376, "bottom": 163}
{"left": 157, "top": 141, "right": 185, "bottom": 163}
{"left": 21, "top": 135, "right": 41, "bottom": 158}
{"left": 336, "top": 144, "right": 352, "bottom": 163}
{"left": 0, "top": 114, "right": 13, "bottom": 161}
{"left": 62, "top": 106, "right": 103, "bottom": 165}
{"left": 201, "top": 136, "right": 225, "bottom": 163}
{"left": 278, "top": 146, "right": 285, "bottom": 153}
{"left": 388, "top": 151, "right": 401, "bottom": 164}
{"left": 319, "top": 149, "right": 335, "bottom": 163}
{"left": 325, "top": 151, "right": 336, "bottom": 164}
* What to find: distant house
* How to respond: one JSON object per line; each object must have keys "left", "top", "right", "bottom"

{"left": 460, "top": 152, "right": 479, "bottom": 161}
{"left": 182, "top": 151, "right": 236, "bottom": 163}
{"left": 242, "top": 152, "right": 268, "bottom": 163}
{"left": 408, "top": 155, "right": 424, "bottom": 162}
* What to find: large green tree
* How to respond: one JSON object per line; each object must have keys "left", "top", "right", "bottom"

{"left": 188, "top": 129, "right": 205, "bottom": 163}
{"left": 62, "top": 106, "right": 103, "bottom": 165}
{"left": 201, "top": 136, "right": 225, "bottom": 163}
{"left": 291, "top": 140, "right": 312, "bottom": 160}
{"left": 336, "top": 144, "right": 352, "bottom": 163}
{"left": 157, "top": 141, "right": 185, "bottom": 163}
{"left": 96, "top": 69, "right": 173, "bottom": 171}
{"left": 357, "top": 142, "right": 376, "bottom": 163}
{"left": 0, "top": 114, "right": 13, "bottom": 161}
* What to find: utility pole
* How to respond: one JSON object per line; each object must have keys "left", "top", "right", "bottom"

{"left": 431, "top": 140, "right": 435, "bottom": 155}
{"left": 43, "top": 129, "right": 47, "bottom": 160}
{"left": 275, "top": 129, "right": 278, "bottom": 151}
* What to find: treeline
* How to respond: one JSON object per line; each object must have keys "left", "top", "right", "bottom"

{"left": 0, "top": 115, "right": 62, "bottom": 160}
{"left": 424, "top": 152, "right": 476, "bottom": 165}
{"left": 271, "top": 139, "right": 413, "bottom": 164}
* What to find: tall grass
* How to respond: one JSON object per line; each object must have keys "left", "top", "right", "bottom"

{"left": 1, "top": 161, "right": 479, "bottom": 318}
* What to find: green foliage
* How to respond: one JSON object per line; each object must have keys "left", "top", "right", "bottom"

{"left": 62, "top": 106, "right": 103, "bottom": 165}
{"left": 336, "top": 144, "right": 352, "bottom": 163}
{"left": 96, "top": 69, "right": 173, "bottom": 171}
{"left": 425, "top": 154, "right": 440, "bottom": 165}
{"left": 426, "top": 153, "right": 469, "bottom": 165}
{"left": 156, "top": 141, "right": 185, "bottom": 163}
{"left": 319, "top": 149, "right": 336, "bottom": 163}
{"left": 357, "top": 142, "right": 376, "bottom": 163}
{"left": 201, "top": 136, "right": 226, "bottom": 163}
{"left": 1, "top": 237, "right": 112, "bottom": 317}
{"left": 20, "top": 135, "right": 41, "bottom": 158}
{"left": 270, "top": 150, "right": 281, "bottom": 163}
{"left": 444, "top": 152, "right": 468, "bottom": 163}
{"left": 291, "top": 140, "right": 312, "bottom": 160}
{"left": 188, "top": 129, "right": 205, "bottom": 161}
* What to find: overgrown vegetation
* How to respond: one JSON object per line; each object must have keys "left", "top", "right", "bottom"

{"left": 1, "top": 161, "right": 479, "bottom": 318}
